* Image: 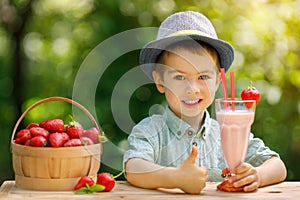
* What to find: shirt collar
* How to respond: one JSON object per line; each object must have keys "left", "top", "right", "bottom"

{"left": 164, "top": 106, "right": 211, "bottom": 140}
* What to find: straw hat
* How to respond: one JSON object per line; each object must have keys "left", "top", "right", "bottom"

{"left": 140, "top": 11, "right": 234, "bottom": 80}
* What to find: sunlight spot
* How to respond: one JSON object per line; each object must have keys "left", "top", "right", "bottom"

{"left": 138, "top": 11, "right": 153, "bottom": 26}
{"left": 266, "top": 86, "right": 281, "bottom": 105}
{"left": 52, "top": 38, "right": 70, "bottom": 56}
{"left": 158, "top": 0, "right": 176, "bottom": 13}
{"left": 119, "top": 0, "right": 136, "bottom": 16}
{"left": 23, "top": 32, "right": 43, "bottom": 60}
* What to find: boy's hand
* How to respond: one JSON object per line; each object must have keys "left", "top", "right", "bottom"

{"left": 175, "top": 145, "right": 208, "bottom": 194}
{"left": 229, "top": 162, "right": 261, "bottom": 192}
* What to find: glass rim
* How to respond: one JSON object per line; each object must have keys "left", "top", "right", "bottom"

{"left": 215, "top": 98, "right": 256, "bottom": 103}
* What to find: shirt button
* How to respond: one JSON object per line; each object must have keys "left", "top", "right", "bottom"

{"left": 187, "top": 130, "right": 193, "bottom": 136}
{"left": 177, "top": 131, "right": 182, "bottom": 135}
{"left": 192, "top": 142, "right": 197, "bottom": 146}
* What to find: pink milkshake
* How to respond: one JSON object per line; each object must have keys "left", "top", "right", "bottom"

{"left": 215, "top": 99, "right": 256, "bottom": 173}
{"left": 216, "top": 111, "right": 254, "bottom": 172}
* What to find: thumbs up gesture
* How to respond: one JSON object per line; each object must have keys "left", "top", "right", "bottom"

{"left": 175, "top": 145, "right": 208, "bottom": 194}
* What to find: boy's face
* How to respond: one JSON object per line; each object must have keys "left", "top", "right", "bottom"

{"left": 152, "top": 48, "right": 220, "bottom": 119}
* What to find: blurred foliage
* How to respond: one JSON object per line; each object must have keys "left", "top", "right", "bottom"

{"left": 0, "top": 0, "right": 299, "bottom": 184}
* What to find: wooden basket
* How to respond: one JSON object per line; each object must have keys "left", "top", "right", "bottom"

{"left": 11, "top": 97, "right": 102, "bottom": 191}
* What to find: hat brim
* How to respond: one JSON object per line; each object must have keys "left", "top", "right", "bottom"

{"left": 139, "top": 34, "right": 234, "bottom": 80}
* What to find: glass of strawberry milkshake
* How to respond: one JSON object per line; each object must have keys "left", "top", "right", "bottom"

{"left": 215, "top": 98, "right": 256, "bottom": 175}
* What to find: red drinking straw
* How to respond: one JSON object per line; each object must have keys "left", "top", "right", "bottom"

{"left": 220, "top": 68, "right": 228, "bottom": 109}
{"left": 230, "top": 72, "right": 235, "bottom": 110}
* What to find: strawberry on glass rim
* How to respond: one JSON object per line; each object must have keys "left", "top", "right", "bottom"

{"left": 240, "top": 81, "right": 260, "bottom": 108}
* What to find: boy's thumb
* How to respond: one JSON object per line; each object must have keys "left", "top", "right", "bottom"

{"left": 186, "top": 145, "right": 198, "bottom": 164}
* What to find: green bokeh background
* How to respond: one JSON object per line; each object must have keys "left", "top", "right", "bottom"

{"left": 0, "top": 0, "right": 299, "bottom": 184}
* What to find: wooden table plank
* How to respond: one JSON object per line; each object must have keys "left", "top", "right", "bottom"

{"left": 1, "top": 181, "right": 300, "bottom": 200}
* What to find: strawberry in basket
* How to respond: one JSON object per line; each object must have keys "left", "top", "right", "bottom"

{"left": 14, "top": 116, "right": 102, "bottom": 147}
{"left": 40, "top": 119, "right": 65, "bottom": 133}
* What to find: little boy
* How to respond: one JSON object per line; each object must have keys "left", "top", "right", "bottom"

{"left": 123, "top": 11, "right": 286, "bottom": 194}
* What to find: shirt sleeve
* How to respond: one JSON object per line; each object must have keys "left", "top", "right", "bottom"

{"left": 123, "top": 119, "right": 158, "bottom": 169}
{"left": 245, "top": 133, "right": 279, "bottom": 167}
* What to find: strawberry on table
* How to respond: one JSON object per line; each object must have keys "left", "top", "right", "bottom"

{"left": 96, "top": 172, "right": 116, "bottom": 192}
{"left": 74, "top": 176, "right": 95, "bottom": 190}
{"left": 39, "top": 119, "right": 65, "bottom": 133}
{"left": 240, "top": 81, "right": 260, "bottom": 108}
{"left": 74, "top": 176, "right": 105, "bottom": 194}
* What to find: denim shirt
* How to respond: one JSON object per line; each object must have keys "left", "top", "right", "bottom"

{"left": 123, "top": 107, "right": 279, "bottom": 181}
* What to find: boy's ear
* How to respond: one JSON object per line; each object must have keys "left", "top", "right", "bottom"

{"left": 152, "top": 70, "right": 165, "bottom": 94}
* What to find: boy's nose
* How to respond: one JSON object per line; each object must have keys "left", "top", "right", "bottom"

{"left": 186, "top": 81, "right": 201, "bottom": 94}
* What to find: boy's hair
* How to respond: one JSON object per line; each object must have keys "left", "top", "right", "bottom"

{"left": 155, "top": 40, "right": 221, "bottom": 77}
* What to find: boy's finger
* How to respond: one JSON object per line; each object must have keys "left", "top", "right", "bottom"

{"left": 233, "top": 162, "right": 250, "bottom": 174}
{"left": 186, "top": 145, "right": 198, "bottom": 163}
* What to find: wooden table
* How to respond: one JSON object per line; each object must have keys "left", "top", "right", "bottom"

{"left": 1, "top": 181, "right": 299, "bottom": 200}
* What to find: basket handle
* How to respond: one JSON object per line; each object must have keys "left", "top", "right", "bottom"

{"left": 11, "top": 97, "right": 101, "bottom": 144}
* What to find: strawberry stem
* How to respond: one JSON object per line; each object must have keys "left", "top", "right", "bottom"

{"left": 113, "top": 170, "right": 124, "bottom": 179}
{"left": 248, "top": 81, "right": 256, "bottom": 90}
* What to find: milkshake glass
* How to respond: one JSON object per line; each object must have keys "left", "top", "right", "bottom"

{"left": 215, "top": 98, "right": 256, "bottom": 174}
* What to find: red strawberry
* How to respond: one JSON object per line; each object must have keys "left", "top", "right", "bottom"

{"left": 29, "top": 127, "right": 50, "bottom": 139}
{"left": 74, "top": 176, "right": 94, "bottom": 190}
{"left": 240, "top": 81, "right": 260, "bottom": 109}
{"left": 49, "top": 132, "right": 68, "bottom": 147}
{"left": 222, "top": 167, "right": 230, "bottom": 175}
{"left": 24, "top": 139, "right": 31, "bottom": 146}
{"left": 81, "top": 137, "right": 94, "bottom": 145}
{"left": 16, "top": 129, "right": 31, "bottom": 144}
{"left": 73, "top": 177, "right": 105, "bottom": 194}
{"left": 29, "top": 136, "right": 48, "bottom": 147}
{"left": 66, "top": 122, "right": 84, "bottom": 139}
{"left": 64, "top": 138, "right": 83, "bottom": 147}
{"left": 221, "top": 167, "right": 230, "bottom": 178}
{"left": 15, "top": 138, "right": 23, "bottom": 145}
{"left": 40, "top": 119, "right": 65, "bottom": 133}
{"left": 26, "top": 123, "right": 39, "bottom": 129}
{"left": 61, "top": 132, "right": 70, "bottom": 143}
{"left": 83, "top": 127, "right": 100, "bottom": 144}
{"left": 96, "top": 172, "right": 115, "bottom": 192}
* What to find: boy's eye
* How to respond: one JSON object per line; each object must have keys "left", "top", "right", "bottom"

{"left": 199, "top": 75, "right": 209, "bottom": 80}
{"left": 174, "top": 75, "right": 185, "bottom": 80}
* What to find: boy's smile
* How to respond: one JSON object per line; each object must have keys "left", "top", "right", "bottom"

{"left": 152, "top": 48, "right": 220, "bottom": 130}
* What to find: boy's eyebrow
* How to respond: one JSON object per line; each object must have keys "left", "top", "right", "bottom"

{"left": 167, "top": 69, "right": 185, "bottom": 74}
{"left": 167, "top": 68, "right": 216, "bottom": 74}
{"left": 199, "top": 70, "right": 216, "bottom": 74}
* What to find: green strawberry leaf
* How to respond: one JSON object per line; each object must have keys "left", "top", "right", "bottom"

{"left": 74, "top": 184, "right": 105, "bottom": 194}
{"left": 74, "top": 187, "right": 91, "bottom": 194}
{"left": 89, "top": 184, "right": 105, "bottom": 192}
{"left": 99, "top": 132, "right": 108, "bottom": 143}
{"left": 82, "top": 140, "right": 88, "bottom": 146}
